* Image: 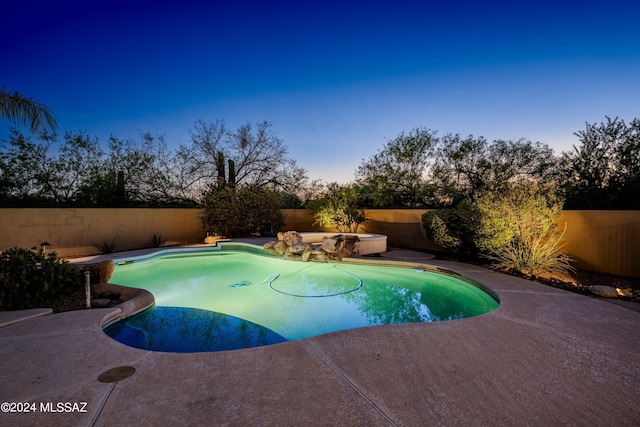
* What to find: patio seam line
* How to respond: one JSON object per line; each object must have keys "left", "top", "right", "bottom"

{"left": 88, "top": 382, "right": 116, "bottom": 427}
{"left": 301, "top": 339, "right": 397, "bottom": 427}
{"left": 86, "top": 348, "right": 154, "bottom": 426}
{"left": 494, "top": 313, "right": 640, "bottom": 355}
{"left": 0, "top": 347, "right": 153, "bottom": 406}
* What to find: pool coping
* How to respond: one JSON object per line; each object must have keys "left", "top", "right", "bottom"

{"left": 1, "top": 242, "right": 639, "bottom": 426}
{"left": 96, "top": 242, "right": 501, "bottom": 330}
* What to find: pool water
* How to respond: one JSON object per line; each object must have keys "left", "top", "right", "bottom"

{"left": 104, "top": 250, "right": 498, "bottom": 352}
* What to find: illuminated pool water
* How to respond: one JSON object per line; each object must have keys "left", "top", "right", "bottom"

{"left": 104, "top": 248, "right": 498, "bottom": 352}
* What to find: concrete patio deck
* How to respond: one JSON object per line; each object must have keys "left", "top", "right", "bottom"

{"left": 1, "top": 247, "right": 638, "bottom": 426}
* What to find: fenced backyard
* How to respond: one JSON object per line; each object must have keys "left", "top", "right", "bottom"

{"left": 1, "top": 208, "right": 638, "bottom": 278}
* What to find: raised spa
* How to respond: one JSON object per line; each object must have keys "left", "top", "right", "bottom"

{"left": 104, "top": 245, "right": 499, "bottom": 352}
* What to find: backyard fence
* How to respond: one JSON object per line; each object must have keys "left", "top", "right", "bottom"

{"left": 1, "top": 208, "right": 638, "bottom": 278}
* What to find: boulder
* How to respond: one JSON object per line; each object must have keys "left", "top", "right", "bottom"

{"left": 71, "top": 260, "right": 115, "bottom": 284}
{"left": 301, "top": 244, "right": 314, "bottom": 262}
{"left": 263, "top": 240, "right": 277, "bottom": 250}
{"left": 616, "top": 288, "right": 632, "bottom": 297}
{"left": 286, "top": 243, "right": 307, "bottom": 255}
{"left": 591, "top": 285, "right": 618, "bottom": 298}
{"left": 282, "top": 231, "right": 302, "bottom": 246}
{"left": 321, "top": 238, "right": 338, "bottom": 253}
{"left": 273, "top": 240, "right": 288, "bottom": 255}
{"left": 341, "top": 235, "right": 361, "bottom": 257}
{"left": 204, "top": 235, "right": 219, "bottom": 244}
{"left": 283, "top": 253, "right": 301, "bottom": 261}
{"left": 310, "top": 252, "right": 328, "bottom": 262}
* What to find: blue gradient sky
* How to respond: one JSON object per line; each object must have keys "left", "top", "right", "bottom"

{"left": 3, "top": 0, "right": 639, "bottom": 183}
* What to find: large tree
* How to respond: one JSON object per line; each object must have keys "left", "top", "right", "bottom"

{"left": 0, "top": 88, "right": 58, "bottom": 134}
{"left": 181, "top": 119, "right": 309, "bottom": 194}
{"left": 355, "top": 127, "right": 439, "bottom": 208}
{"left": 432, "top": 135, "right": 559, "bottom": 203}
{"left": 561, "top": 116, "right": 640, "bottom": 209}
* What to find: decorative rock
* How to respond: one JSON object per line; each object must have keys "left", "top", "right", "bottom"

{"left": 301, "top": 244, "right": 313, "bottom": 262}
{"left": 282, "top": 231, "right": 302, "bottom": 246}
{"left": 321, "top": 238, "right": 338, "bottom": 253}
{"left": 591, "top": 285, "right": 618, "bottom": 298}
{"left": 91, "top": 298, "right": 111, "bottom": 308}
{"left": 340, "top": 235, "right": 361, "bottom": 257}
{"left": 310, "top": 252, "right": 327, "bottom": 262}
{"left": 286, "top": 243, "right": 307, "bottom": 255}
{"left": 283, "top": 253, "right": 301, "bottom": 261}
{"left": 615, "top": 288, "right": 632, "bottom": 297}
{"left": 71, "top": 260, "right": 115, "bottom": 284}
{"left": 204, "top": 235, "right": 219, "bottom": 244}
{"left": 273, "top": 240, "right": 288, "bottom": 255}
{"left": 263, "top": 240, "right": 277, "bottom": 250}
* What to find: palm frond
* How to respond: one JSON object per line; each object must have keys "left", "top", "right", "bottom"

{"left": 0, "top": 87, "right": 58, "bottom": 133}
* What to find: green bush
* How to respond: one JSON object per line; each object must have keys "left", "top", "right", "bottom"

{"left": 486, "top": 227, "right": 574, "bottom": 278}
{"left": 308, "top": 183, "right": 367, "bottom": 233}
{"left": 423, "top": 181, "right": 574, "bottom": 277}
{"left": 200, "top": 184, "right": 284, "bottom": 237}
{"left": 0, "top": 247, "right": 81, "bottom": 310}
{"left": 422, "top": 209, "right": 463, "bottom": 251}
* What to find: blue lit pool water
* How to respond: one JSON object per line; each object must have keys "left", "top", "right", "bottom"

{"left": 104, "top": 249, "right": 498, "bottom": 352}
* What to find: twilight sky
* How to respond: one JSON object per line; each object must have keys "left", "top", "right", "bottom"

{"left": 2, "top": 0, "right": 639, "bottom": 183}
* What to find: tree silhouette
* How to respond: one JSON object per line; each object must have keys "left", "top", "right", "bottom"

{"left": 0, "top": 87, "right": 58, "bottom": 134}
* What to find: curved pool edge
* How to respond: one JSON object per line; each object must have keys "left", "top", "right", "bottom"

{"left": 94, "top": 283, "right": 156, "bottom": 328}
{"left": 340, "top": 256, "right": 501, "bottom": 304}
{"left": 101, "top": 243, "right": 500, "bottom": 336}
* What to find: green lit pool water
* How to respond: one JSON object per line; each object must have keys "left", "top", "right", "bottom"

{"left": 104, "top": 249, "right": 498, "bottom": 352}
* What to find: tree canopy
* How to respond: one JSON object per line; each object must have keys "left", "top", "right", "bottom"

{"left": 561, "top": 116, "right": 640, "bottom": 209}
{"left": 0, "top": 120, "right": 312, "bottom": 207}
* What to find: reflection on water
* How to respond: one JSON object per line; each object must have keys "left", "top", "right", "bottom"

{"left": 106, "top": 251, "right": 499, "bottom": 351}
{"left": 105, "top": 306, "right": 286, "bottom": 352}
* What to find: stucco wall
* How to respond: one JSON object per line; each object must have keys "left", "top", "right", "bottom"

{"left": 286, "top": 209, "right": 640, "bottom": 278}
{"left": 556, "top": 210, "right": 640, "bottom": 278}
{"left": 0, "top": 208, "right": 205, "bottom": 258}
{"left": 1, "top": 208, "right": 638, "bottom": 278}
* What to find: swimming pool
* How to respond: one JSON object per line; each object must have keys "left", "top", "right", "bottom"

{"left": 104, "top": 246, "right": 499, "bottom": 352}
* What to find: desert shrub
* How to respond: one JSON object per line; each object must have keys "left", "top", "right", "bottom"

{"left": 147, "top": 234, "right": 166, "bottom": 248}
{"left": 470, "top": 183, "right": 562, "bottom": 253}
{"left": 486, "top": 226, "right": 574, "bottom": 278}
{"left": 0, "top": 247, "right": 81, "bottom": 310}
{"left": 308, "top": 183, "right": 367, "bottom": 233}
{"left": 200, "top": 184, "right": 284, "bottom": 237}
{"left": 423, "top": 181, "right": 573, "bottom": 277}
{"left": 92, "top": 233, "right": 120, "bottom": 254}
{"left": 422, "top": 208, "right": 463, "bottom": 251}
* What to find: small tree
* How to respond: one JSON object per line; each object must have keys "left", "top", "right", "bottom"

{"left": 200, "top": 184, "right": 283, "bottom": 237}
{"left": 355, "top": 127, "right": 438, "bottom": 208}
{"left": 308, "top": 183, "right": 367, "bottom": 233}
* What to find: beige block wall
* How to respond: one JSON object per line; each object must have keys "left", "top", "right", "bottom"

{"left": 283, "top": 209, "right": 442, "bottom": 251}
{"left": 1, "top": 208, "right": 638, "bottom": 278}
{"left": 0, "top": 208, "right": 205, "bottom": 258}
{"left": 556, "top": 210, "right": 640, "bottom": 278}
{"left": 287, "top": 208, "right": 640, "bottom": 278}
